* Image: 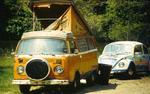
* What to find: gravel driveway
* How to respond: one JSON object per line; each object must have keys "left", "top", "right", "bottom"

{"left": 27, "top": 74, "right": 150, "bottom": 94}
{"left": 76, "top": 74, "right": 150, "bottom": 94}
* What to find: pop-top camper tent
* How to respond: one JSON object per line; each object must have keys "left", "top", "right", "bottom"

{"left": 30, "top": 0, "right": 91, "bottom": 37}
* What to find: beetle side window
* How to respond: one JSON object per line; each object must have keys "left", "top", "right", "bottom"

{"left": 134, "top": 45, "right": 143, "bottom": 54}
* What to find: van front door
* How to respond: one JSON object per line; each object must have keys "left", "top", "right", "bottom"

{"left": 68, "top": 40, "right": 81, "bottom": 81}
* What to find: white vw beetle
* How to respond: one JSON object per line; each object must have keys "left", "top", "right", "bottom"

{"left": 98, "top": 41, "right": 149, "bottom": 78}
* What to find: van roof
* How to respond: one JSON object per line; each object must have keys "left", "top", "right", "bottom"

{"left": 21, "top": 30, "right": 73, "bottom": 39}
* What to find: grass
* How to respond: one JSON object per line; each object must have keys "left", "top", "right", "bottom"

{"left": 0, "top": 56, "right": 19, "bottom": 94}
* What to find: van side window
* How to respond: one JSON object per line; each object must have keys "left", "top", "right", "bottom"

{"left": 134, "top": 45, "right": 143, "bottom": 54}
{"left": 143, "top": 46, "right": 148, "bottom": 54}
{"left": 77, "top": 38, "right": 88, "bottom": 52}
{"left": 87, "top": 38, "right": 95, "bottom": 50}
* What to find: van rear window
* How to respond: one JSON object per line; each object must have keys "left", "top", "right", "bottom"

{"left": 77, "top": 39, "right": 88, "bottom": 52}
{"left": 87, "top": 38, "right": 95, "bottom": 50}
{"left": 77, "top": 38, "right": 95, "bottom": 52}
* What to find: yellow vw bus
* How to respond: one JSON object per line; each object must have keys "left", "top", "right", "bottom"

{"left": 12, "top": 30, "right": 109, "bottom": 93}
{"left": 12, "top": 0, "right": 112, "bottom": 93}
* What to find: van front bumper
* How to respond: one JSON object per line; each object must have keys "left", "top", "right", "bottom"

{"left": 12, "top": 79, "right": 69, "bottom": 85}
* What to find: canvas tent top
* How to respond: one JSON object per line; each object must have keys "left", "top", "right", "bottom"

{"left": 30, "top": 0, "right": 92, "bottom": 37}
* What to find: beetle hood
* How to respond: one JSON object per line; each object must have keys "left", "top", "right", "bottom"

{"left": 98, "top": 54, "right": 132, "bottom": 67}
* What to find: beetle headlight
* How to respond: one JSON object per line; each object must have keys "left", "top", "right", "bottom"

{"left": 54, "top": 65, "right": 64, "bottom": 74}
{"left": 17, "top": 66, "right": 24, "bottom": 74}
{"left": 118, "top": 62, "right": 125, "bottom": 68}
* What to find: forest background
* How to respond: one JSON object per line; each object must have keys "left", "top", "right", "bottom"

{"left": 0, "top": 0, "right": 150, "bottom": 54}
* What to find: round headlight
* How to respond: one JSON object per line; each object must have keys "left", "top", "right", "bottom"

{"left": 17, "top": 66, "right": 24, "bottom": 74}
{"left": 54, "top": 66, "right": 64, "bottom": 74}
{"left": 118, "top": 62, "right": 125, "bottom": 68}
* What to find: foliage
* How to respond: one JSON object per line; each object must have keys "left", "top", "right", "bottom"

{"left": 106, "top": 0, "right": 150, "bottom": 43}
{"left": 0, "top": 0, "right": 42, "bottom": 40}
{"left": 0, "top": 56, "right": 19, "bottom": 94}
{"left": 1, "top": 0, "right": 150, "bottom": 45}
{"left": 74, "top": 0, "right": 110, "bottom": 41}
{"left": 75, "top": 0, "right": 150, "bottom": 45}
{"left": 4, "top": 0, "right": 32, "bottom": 36}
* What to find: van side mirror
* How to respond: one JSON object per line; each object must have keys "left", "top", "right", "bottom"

{"left": 11, "top": 52, "right": 15, "bottom": 56}
{"left": 74, "top": 49, "right": 79, "bottom": 54}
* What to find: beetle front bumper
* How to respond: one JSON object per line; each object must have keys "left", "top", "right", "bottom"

{"left": 12, "top": 79, "right": 69, "bottom": 85}
{"left": 111, "top": 69, "right": 127, "bottom": 74}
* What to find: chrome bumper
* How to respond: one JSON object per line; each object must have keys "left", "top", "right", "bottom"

{"left": 111, "top": 69, "right": 127, "bottom": 74}
{"left": 12, "top": 79, "right": 69, "bottom": 85}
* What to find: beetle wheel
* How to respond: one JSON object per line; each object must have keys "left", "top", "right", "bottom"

{"left": 126, "top": 64, "right": 136, "bottom": 79}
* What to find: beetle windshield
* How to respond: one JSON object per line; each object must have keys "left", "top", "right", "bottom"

{"left": 17, "top": 38, "right": 67, "bottom": 55}
{"left": 103, "top": 44, "right": 132, "bottom": 55}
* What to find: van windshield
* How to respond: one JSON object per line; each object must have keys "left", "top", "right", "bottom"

{"left": 17, "top": 38, "right": 67, "bottom": 55}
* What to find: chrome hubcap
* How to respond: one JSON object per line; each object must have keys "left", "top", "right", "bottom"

{"left": 128, "top": 68, "right": 134, "bottom": 76}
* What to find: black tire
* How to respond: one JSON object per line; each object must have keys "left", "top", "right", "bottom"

{"left": 86, "top": 71, "right": 95, "bottom": 85}
{"left": 126, "top": 64, "right": 136, "bottom": 79}
{"left": 93, "top": 70, "right": 100, "bottom": 83}
{"left": 19, "top": 85, "right": 30, "bottom": 94}
{"left": 98, "top": 64, "right": 112, "bottom": 85}
{"left": 70, "top": 73, "right": 80, "bottom": 91}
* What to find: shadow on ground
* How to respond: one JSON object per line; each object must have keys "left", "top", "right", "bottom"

{"left": 76, "top": 83, "right": 117, "bottom": 94}
{"left": 22, "top": 73, "right": 150, "bottom": 94}
{"left": 28, "top": 82, "right": 118, "bottom": 94}
{"left": 110, "top": 72, "right": 149, "bottom": 80}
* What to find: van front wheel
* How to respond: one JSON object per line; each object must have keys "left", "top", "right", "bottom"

{"left": 70, "top": 73, "right": 80, "bottom": 91}
{"left": 19, "top": 85, "right": 30, "bottom": 94}
{"left": 98, "top": 64, "right": 112, "bottom": 85}
{"left": 86, "top": 72, "right": 95, "bottom": 85}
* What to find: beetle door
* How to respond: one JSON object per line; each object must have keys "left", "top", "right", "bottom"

{"left": 134, "top": 45, "right": 148, "bottom": 71}
{"left": 141, "top": 45, "right": 149, "bottom": 71}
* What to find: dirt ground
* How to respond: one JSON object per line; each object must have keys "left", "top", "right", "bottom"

{"left": 28, "top": 74, "right": 150, "bottom": 94}
{"left": 76, "top": 74, "right": 150, "bottom": 94}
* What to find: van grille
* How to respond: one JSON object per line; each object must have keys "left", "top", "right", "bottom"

{"left": 26, "top": 59, "right": 49, "bottom": 80}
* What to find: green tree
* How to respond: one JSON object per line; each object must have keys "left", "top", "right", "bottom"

{"left": 5, "top": 0, "right": 33, "bottom": 37}
{"left": 75, "top": 0, "right": 150, "bottom": 45}
{"left": 106, "top": 0, "right": 150, "bottom": 42}
{"left": 74, "top": 0, "right": 109, "bottom": 41}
